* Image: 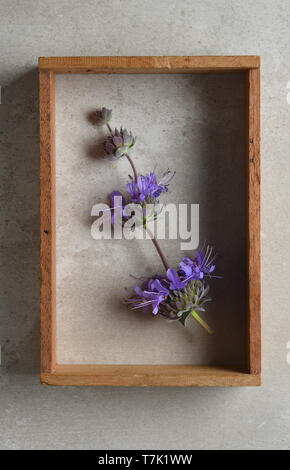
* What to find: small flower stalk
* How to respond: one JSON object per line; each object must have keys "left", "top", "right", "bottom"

{"left": 94, "top": 107, "right": 220, "bottom": 334}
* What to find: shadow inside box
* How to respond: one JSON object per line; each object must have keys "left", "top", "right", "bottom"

{"left": 0, "top": 69, "right": 40, "bottom": 374}
{"left": 182, "top": 73, "right": 247, "bottom": 367}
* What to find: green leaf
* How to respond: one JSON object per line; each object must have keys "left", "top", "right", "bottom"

{"left": 190, "top": 310, "right": 213, "bottom": 334}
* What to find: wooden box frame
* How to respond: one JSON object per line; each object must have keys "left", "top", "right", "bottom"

{"left": 39, "top": 56, "right": 261, "bottom": 387}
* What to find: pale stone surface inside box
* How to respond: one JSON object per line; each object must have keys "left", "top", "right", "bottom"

{"left": 55, "top": 73, "right": 246, "bottom": 365}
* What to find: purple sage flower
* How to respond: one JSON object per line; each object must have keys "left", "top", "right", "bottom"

{"left": 126, "top": 180, "right": 141, "bottom": 202}
{"left": 166, "top": 269, "right": 186, "bottom": 290}
{"left": 126, "top": 169, "right": 175, "bottom": 203}
{"left": 125, "top": 244, "right": 218, "bottom": 331}
{"left": 126, "top": 278, "right": 169, "bottom": 315}
{"left": 109, "top": 190, "right": 128, "bottom": 224}
{"left": 179, "top": 245, "right": 216, "bottom": 282}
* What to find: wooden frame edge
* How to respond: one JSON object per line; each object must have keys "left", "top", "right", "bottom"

{"left": 40, "top": 365, "right": 261, "bottom": 387}
{"left": 246, "top": 68, "right": 261, "bottom": 374}
{"left": 38, "top": 56, "right": 260, "bottom": 73}
{"left": 40, "top": 70, "right": 56, "bottom": 373}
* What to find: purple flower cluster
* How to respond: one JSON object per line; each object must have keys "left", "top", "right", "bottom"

{"left": 129, "top": 279, "right": 169, "bottom": 315}
{"left": 126, "top": 170, "right": 173, "bottom": 203}
{"left": 109, "top": 169, "right": 174, "bottom": 225}
{"left": 126, "top": 245, "right": 216, "bottom": 322}
{"left": 179, "top": 245, "right": 216, "bottom": 281}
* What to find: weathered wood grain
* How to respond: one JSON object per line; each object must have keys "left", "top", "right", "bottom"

{"left": 41, "top": 365, "right": 261, "bottom": 387}
{"left": 40, "top": 71, "right": 56, "bottom": 373}
{"left": 246, "top": 68, "right": 261, "bottom": 374}
{"left": 38, "top": 56, "right": 260, "bottom": 73}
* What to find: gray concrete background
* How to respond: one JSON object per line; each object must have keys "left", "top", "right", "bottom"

{"left": 0, "top": 0, "right": 289, "bottom": 450}
{"left": 55, "top": 73, "right": 246, "bottom": 366}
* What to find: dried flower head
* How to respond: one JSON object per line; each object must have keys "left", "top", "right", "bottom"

{"left": 104, "top": 127, "right": 136, "bottom": 161}
{"left": 96, "top": 107, "right": 112, "bottom": 124}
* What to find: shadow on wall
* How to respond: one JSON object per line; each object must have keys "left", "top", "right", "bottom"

{"left": 0, "top": 69, "right": 40, "bottom": 374}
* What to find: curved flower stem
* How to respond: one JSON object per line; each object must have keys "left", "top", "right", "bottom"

{"left": 125, "top": 153, "right": 138, "bottom": 183}
{"left": 190, "top": 310, "right": 213, "bottom": 334}
{"left": 106, "top": 123, "right": 113, "bottom": 135}
{"left": 122, "top": 144, "right": 170, "bottom": 271}
{"left": 145, "top": 226, "right": 169, "bottom": 272}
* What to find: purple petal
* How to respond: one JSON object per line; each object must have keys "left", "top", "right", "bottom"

{"left": 113, "top": 136, "right": 123, "bottom": 147}
{"left": 105, "top": 142, "right": 115, "bottom": 154}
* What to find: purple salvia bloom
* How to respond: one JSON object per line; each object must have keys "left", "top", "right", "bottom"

{"left": 156, "top": 169, "right": 176, "bottom": 195}
{"left": 179, "top": 245, "right": 216, "bottom": 282}
{"left": 126, "top": 170, "right": 174, "bottom": 203}
{"left": 109, "top": 190, "right": 128, "bottom": 224}
{"left": 179, "top": 258, "right": 193, "bottom": 277}
{"left": 179, "top": 258, "right": 203, "bottom": 281}
{"left": 166, "top": 269, "right": 185, "bottom": 290}
{"left": 126, "top": 181, "right": 140, "bottom": 202}
{"left": 136, "top": 175, "right": 148, "bottom": 201}
{"left": 127, "top": 278, "right": 169, "bottom": 315}
{"left": 125, "top": 246, "right": 218, "bottom": 332}
{"left": 195, "top": 245, "right": 216, "bottom": 275}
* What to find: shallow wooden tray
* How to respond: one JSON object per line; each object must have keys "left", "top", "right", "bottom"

{"left": 39, "top": 56, "right": 261, "bottom": 386}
